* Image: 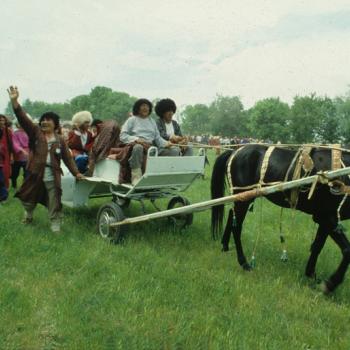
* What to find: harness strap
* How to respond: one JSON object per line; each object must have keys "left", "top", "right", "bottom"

{"left": 259, "top": 146, "right": 275, "bottom": 185}
{"left": 226, "top": 147, "right": 245, "bottom": 194}
{"left": 284, "top": 149, "right": 302, "bottom": 182}
{"left": 288, "top": 146, "right": 314, "bottom": 208}
{"left": 301, "top": 146, "right": 314, "bottom": 173}
{"left": 332, "top": 145, "right": 342, "bottom": 171}
{"left": 229, "top": 146, "right": 280, "bottom": 192}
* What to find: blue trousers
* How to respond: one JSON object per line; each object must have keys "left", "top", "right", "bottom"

{"left": 0, "top": 167, "right": 8, "bottom": 201}
{"left": 75, "top": 154, "right": 89, "bottom": 173}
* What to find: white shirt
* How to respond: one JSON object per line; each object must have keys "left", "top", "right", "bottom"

{"left": 43, "top": 137, "right": 55, "bottom": 182}
{"left": 165, "top": 122, "right": 175, "bottom": 138}
{"left": 120, "top": 116, "right": 167, "bottom": 148}
{"left": 74, "top": 130, "right": 88, "bottom": 147}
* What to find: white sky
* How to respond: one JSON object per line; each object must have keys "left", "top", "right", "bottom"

{"left": 1, "top": 0, "right": 350, "bottom": 113}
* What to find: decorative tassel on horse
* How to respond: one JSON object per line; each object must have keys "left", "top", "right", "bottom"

{"left": 250, "top": 197, "right": 264, "bottom": 269}
{"left": 279, "top": 208, "right": 288, "bottom": 262}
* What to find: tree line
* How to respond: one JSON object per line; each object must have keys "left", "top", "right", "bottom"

{"left": 5, "top": 85, "right": 350, "bottom": 144}
{"left": 181, "top": 92, "right": 350, "bottom": 144}
{"left": 5, "top": 86, "right": 138, "bottom": 126}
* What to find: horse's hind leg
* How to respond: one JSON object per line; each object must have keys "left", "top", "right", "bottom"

{"left": 232, "top": 200, "right": 253, "bottom": 270}
{"left": 305, "top": 225, "right": 328, "bottom": 279}
{"left": 221, "top": 208, "right": 233, "bottom": 252}
{"left": 323, "top": 224, "right": 350, "bottom": 293}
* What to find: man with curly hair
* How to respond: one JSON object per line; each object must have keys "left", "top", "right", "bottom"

{"left": 155, "top": 98, "right": 193, "bottom": 156}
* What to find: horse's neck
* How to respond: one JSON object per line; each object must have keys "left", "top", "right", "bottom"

{"left": 311, "top": 149, "right": 332, "bottom": 171}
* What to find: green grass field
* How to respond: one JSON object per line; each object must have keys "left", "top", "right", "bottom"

{"left": 1, "top": 151, "right": 350, "bottom": 349}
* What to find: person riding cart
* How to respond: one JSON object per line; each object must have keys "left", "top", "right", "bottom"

{"left": 155, "top": 98, "right": 193, "bottom": 156}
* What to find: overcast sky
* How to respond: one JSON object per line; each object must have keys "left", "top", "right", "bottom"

{"left": 1, "top": 0, "right": 350, "bottom": 113}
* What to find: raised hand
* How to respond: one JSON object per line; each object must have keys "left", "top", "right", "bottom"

{"left": 7, "top": 86, "right": 19, "bottom": 108}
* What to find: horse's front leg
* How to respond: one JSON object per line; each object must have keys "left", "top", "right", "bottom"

{"left": 323, "top": 224, "right": 350, "bottom": 293}
{"left": 305, "top": 225, "right": 328, "bottom": 279}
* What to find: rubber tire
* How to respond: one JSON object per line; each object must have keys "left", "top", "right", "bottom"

{"left": 97, "top": 202, "right": 125, "bottom": 243}
{"left": 167, "top": 196, "right": 193, "bottom": 229}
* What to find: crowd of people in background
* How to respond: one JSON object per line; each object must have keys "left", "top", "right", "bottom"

{"left": 187, "top": 135, "right": 269, "bottom": 146}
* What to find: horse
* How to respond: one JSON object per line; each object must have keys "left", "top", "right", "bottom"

{"left": 211, "top": 144, "right": 350, "bottom": 293}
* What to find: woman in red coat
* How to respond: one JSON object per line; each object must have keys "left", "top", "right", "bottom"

{"left": 0, "top": 114, "right": 13, "bottom": 202}
{"left": 68, "top": 111, "right": 94, "bottom": 173}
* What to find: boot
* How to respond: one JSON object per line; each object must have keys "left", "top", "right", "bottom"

{"left": 131, "top": 168, "right": 142, "bottom": 186}
{"left": 22, "top": 211, "right": 33, "bottom": 224}
{"left": 50, "top": 220, "right": 61, "bottom": 234}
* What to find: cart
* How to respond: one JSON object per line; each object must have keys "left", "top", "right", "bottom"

{"left": 61, "top": 147, "right": 206, "bottom": 241}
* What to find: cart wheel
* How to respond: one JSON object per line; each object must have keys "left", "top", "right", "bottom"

{"left": 97, "top": 202, "right": 125, "bottom": 243}
{"left": 167, "top": 196, "right": 193, "bottom": 229}
{"left": 115, "top": 196, "right": 130, "bottom": 208}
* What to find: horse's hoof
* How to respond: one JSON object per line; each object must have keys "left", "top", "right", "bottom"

{"left": 320, "top": 281, "right": 332, "bottom": 295}
{"left": 242, "top": 262, "right": 252, "bottom": 271}
{"left": 305, "top": 271, "right": 316, "bottom": 280}
{"left": 222, "top": 246, "right": 229, "bottom": 252}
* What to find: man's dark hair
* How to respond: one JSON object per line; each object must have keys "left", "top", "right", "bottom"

{"left": 39, "top": 112, "right": 60, "bottom": 130}
{"left": 155, "top": 99, "right": 177, "bottom": 118}
{"left": 91, "top": 119, "right": 103, "bottom": 127}
{"left": 132, "top": 99, "right": 153, "bottom": 116}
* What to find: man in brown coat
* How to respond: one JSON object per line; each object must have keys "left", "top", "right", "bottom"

{"left": 7, "top": 86, "right": 84, "bottom": 233}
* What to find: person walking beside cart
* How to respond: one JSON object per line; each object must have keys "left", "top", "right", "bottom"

{"left": 7, "top": 86, "right": 84, "bottom": 233}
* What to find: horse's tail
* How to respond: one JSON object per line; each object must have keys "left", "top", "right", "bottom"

{"left": 211, "top": 150, "right": 233, "bottom": 240}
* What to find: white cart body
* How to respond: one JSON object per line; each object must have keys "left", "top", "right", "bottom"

{"left": 61, "top": 147, "right": 206, "bottom": 208}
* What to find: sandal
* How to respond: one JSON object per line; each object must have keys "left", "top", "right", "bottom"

{"left": 22, "top": 217, "right": 33, "bottom": 224}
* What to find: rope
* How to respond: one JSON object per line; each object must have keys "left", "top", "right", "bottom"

{"left": 173, "top": 141, "right": 350, "bottom": 154}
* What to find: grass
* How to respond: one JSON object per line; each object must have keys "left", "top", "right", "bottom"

{"left": 1, "top": 150, "right": 350, "bottom": 349}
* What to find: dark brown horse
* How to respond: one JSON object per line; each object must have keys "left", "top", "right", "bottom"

{"left": 211, "top": 144, "right": 350, "bottom": 293}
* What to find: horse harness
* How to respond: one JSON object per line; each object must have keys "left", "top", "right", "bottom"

{"left": 226, "top": 145, "right": 349, "bottom": 208}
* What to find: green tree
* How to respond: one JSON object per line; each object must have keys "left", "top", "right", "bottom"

{"left": 316, "top": 97, "right": 339, "bottom": 143}
{"left": 70, "top": 86, "right": 137, "bottom": 124}
{"left": 290, "top": 94, "right": 340, "bottom": 143}
{"left": 334, "top": 95, "right": 350, "bottom": 145}
{"left": 209, "top": 95, "right": 246, "bottom": 137}
{"left": 248, "top": 97, "right": 290, "bottom": 142}
{"left": 181, "top": 104, "right": 211, "bottom": 134}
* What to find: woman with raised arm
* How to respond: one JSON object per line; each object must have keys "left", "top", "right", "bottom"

{"left": 7, "top": 86, "right": 84, "bottom": 233}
